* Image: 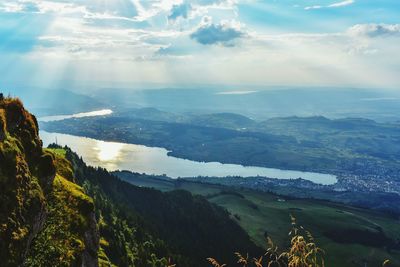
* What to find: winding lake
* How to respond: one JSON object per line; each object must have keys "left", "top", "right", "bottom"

{"left": 40, "top": 127, "right": 337, "bottom": 185}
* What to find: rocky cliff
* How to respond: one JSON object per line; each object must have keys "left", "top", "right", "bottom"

{"left": 0, "top": 97, "right": 99, "bottom": 266}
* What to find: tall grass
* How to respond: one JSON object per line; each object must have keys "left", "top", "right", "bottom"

{"left": 207, "top": 215, "right": 391, "bottom": 266}
{"left": 208, "top": 215, "right": 324, "bottom": 267}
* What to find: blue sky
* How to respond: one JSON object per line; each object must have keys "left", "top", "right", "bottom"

{"left": 0, "top": 0, "right": 399, "bottom": 90}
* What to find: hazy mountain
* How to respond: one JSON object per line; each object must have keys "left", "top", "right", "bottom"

{"left": 2, "top": 87, "right": 106, "bottom": 116}
{"left": 93, "top": 87, "right": 400, "bottom": 122}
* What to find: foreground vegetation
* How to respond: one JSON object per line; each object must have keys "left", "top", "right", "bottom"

{"left": 209, "top": 215, "right": 327, "bottom": 267}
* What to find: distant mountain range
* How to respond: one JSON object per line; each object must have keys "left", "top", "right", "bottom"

{"left": 93, "top": 87, "right": 400, "bottom": 122}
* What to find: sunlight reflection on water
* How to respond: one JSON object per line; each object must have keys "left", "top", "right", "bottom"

{"left": 95, "top": 141, "right": 125, "bottom": 162}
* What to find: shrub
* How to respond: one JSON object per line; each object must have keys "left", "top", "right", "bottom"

{"left": 208, "top": 215, "right": 325, "bottom": 267}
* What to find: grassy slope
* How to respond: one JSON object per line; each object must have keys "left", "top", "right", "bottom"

{"left": 24, "top": 148, "right": 97, "bottom": 266}
{"left": 119, "top": 174, "right": 400, "bottom": 267}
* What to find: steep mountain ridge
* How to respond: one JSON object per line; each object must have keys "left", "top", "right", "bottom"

{"left": 0, "top": 97, "right": 99, "bottom": 266}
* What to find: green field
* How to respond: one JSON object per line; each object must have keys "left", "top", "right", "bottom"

{"left": 117, "top": 173, "right": 400, "bottom": 267}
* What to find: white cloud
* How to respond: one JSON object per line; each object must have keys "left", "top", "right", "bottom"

{"left": 347, "top": 23, "right": 400, "bottom": 38}
{"left": 304, "top": 5, "right": 322, "bottom": 10}
{"left": 305, "top": 0, "right": 354, "bottom": 10}
{"left": 328, "top": 0, "right": 354, "bottom": 8}
{"left": 0, "top": 1, "right": 40, "bottom": 13}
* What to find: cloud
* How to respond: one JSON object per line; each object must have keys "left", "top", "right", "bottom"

{"left": 1, "top": 0, "right": 138, "bottom": 19}
{"left": 347, "top": 23, "right": 400, "bottom": 38}
{"left": 305, "top": 0, "right": 354, "bottom": 10}
{"left": 304, "top": 5, "right": 322, "bottom": 10}
{"left": 168, "top": 3, "right": 191, "bottom": 21}
{"left": 197, "top": 0, "right": 226, "bottom": 5}
{"left": 0, "top": 1, "right": 40, "bottom": 13}
{"left": 328, "top": 0, "right": 354, "bottom": 8}
{"left": 156, "top": 43, "right": 189, "bottom": 56}
{"left": 190, "top": 17, "right": 245, "bottom": 46}
{"left": 20, "top": 2, "right": 40, "bottom": 12}
{"left": 1, "top": 0, "right": 399, "bottom": 89}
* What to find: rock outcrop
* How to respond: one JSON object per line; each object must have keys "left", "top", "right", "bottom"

{"left": 0, "top": 97, "right": 99, "bottom": 267}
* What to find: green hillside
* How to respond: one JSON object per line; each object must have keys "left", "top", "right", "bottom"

{"left": 64, "top": 146, "right": 262, "bottom": 266}
{"left": 117, "top": 172, "right": 400, "bottom": 267}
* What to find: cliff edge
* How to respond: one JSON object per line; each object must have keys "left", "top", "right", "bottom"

{"left": 0, "top": 96, "right": 99, "bottom": 266}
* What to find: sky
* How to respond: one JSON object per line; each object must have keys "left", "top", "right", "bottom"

{"left": 0, "top": 0, "right": 399, "bottom": 90}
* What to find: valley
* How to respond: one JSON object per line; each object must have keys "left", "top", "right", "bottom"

{"left": 3, "top": 87, "right": 400, "bottom": 267}
{"left": 2, "top": 91, "right": 400, "bottom": 267}
{"left": 116, "top": 171, "right": 400, "bottom": 267}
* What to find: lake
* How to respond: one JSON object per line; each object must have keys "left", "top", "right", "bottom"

{"left": 40, "top": 128, "right": 337, "bottom": 185}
